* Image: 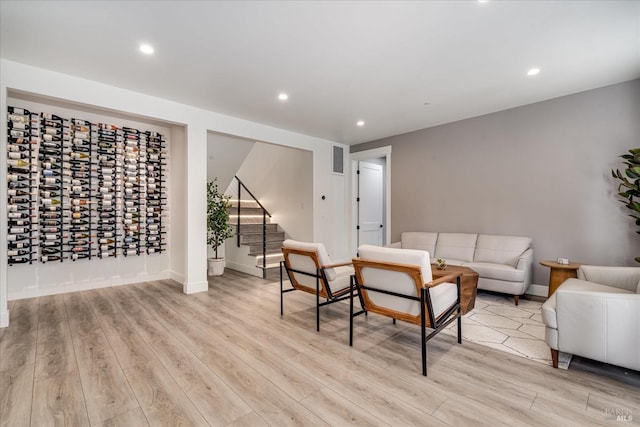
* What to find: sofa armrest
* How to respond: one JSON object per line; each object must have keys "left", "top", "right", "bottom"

{"left": 515, "top": 248, "right": 533, "bottom": 287}
{"left": 386, "top": 241, "right": 402, "bottom": 249}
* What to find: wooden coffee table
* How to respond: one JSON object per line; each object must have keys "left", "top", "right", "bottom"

{"left": 431, "top": 264, "right": 479, "bottom": 314}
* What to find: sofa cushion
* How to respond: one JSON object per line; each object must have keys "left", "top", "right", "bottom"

{"left": 401, "top": 232, "right": 438, "bottom": 257}
{"left": 473, "top": 235, "right": 531, "bottom": 267}
{"left": 463, "top": 262, "right": 525, "bottom": 282}
{"left": 434, "top": 233, "right": 477, "bottom": 263}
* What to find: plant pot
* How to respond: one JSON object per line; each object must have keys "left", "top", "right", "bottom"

{"left": 208, "top": 257, "right": 225, "bottom": 276}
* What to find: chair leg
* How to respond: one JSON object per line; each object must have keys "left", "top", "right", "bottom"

{"left": 514, "top": 295, "right": 520, "bottom": 306}
{"left": 457, "top": 314, "right": 462, "bottom": 344}
{"left": 421, "top": 288, "right": 427, "bottom": 376}
{"left": 550, "top": 348, "right": 559, "bottom": 368}
{"left": 280, "top": 262, "right": 284, "bottom": 316}
{"left": 349, "top": 275, "right": 354, "bottom": 346}
{"left": 392, "top": 318, "right": 396, "bottom": 325}
{"left": 316, "top": 273, "right": 320, "bottom": 332}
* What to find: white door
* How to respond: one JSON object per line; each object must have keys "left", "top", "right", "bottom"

{"left": 358, "top": 161, "right": 384, "bottom": 247}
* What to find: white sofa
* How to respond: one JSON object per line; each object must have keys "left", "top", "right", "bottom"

{"left": 541, "top": 265, "right": 640, "bottom": 371}
{"left": 389, "top": 232, "right": 533, "bottom": 304}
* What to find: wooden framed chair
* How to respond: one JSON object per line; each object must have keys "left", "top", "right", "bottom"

{"left": 350, "top": 244, "right": 462, "bottom": 376}
{"left": 280, "top": 239, "right": 363, "bottom": 331}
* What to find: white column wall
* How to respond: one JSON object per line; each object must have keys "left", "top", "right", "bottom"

{"left": 0, "top": 59, "right": 348, "bottom": 327}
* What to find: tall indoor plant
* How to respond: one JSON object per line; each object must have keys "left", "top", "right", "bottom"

{"left": 611, "top": 147, "right": 640, "bottom": 263}
{"left": 207, "top": 178, "right": 234, "bottom": 275}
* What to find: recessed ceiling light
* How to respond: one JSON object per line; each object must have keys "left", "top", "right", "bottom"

{"left": 278, "top": 93, "right": 288, "bottom": 101}
{"left": 527, "top": 68, "right": 541, "bottom": 76}
{"left": 356, "top": 120, "right": 365, "bottom": 127}
{"left": 139, "top": 44, "right": 154, "bottom": 55}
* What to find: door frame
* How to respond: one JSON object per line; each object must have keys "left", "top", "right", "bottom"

{"left": 350, "top": 146, "right": 392, "bottom": 257}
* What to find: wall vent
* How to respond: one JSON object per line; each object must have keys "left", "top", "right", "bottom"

{"left": 332, "top": 145, "right": 344, "bottom": 174}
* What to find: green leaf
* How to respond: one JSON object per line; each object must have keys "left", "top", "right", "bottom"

{"left": 635, "top": 256, "right": 640, "bottom": 263}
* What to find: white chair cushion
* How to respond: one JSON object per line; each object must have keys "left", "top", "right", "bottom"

{"left": 463, "top": 262, "right": 525, "bottom": 283}
{"left": 401, "top": 232, "right": 438, "bottom": 256}
{"left": 282, "top": 239, "right": 337, "bottom": 281}
{"left": 329, "top": 265, "right": 354, "bottom": 293}
{"left": 428, "top": 282, "right": 458, "bottom": 319}
{"left": 434, "top": 233, "right": 477, "bottom": 263}
{"left": 473, "top": 235, "right": 531, "bottom": 267}
{"left": 358, "top": 245, "right": 433, "bottom": 316}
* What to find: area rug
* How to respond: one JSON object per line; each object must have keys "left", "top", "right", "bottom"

{"left": 442, "top": 291, "right": 571, "bottom": 369}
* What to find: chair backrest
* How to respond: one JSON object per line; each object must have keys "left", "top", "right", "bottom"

{"left": 281, "top": 239, "right": 333, "bottom": 298}
{"left": 354, "top": 245, "right": 433, "bottom": 325}
{"left": 578, "top": 265, "right": 640, "bottom": 292}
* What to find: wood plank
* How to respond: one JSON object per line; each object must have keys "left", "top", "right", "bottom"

{"left": 100, "top": 408, "right": 149, "bottom": 427}
{"left": 225, "top": 412, "right": 269, "bottom": 427}
{"left": 122, "top": 358, "right": 209, "bottom": 426}
{"left": 35, "top": 295, "right": 76, "bottom": 378}
{"left": 94, "top": 287, "right": 252, "bottom": 426}
{"left": 0, "top": 364, "right": 34, "bottom": 427}
{"left": 2, "top": 270, "right": 639, "bottom": 426}
{"left": 133, "top": 281, "right": 323, "bottom": 401}
{"left": 0, "top": 299, "right": 39, "bottom": 371}
{"left": 0, "top": 298, "right": 39, "bottom": 427}
{"left": 300, "top": 387, "right": 390, "bottom": 426}
{"left": 110, "top": 285, "right": 328, "bottom": 426}
{"left": 63, "top": 293, "right": 139, "bottom": 425}
{"left": 31, "top": 295, "right": 89, "bottom": 427}
{"left": 31, "top": 373, "right": 89, "bottom": 427}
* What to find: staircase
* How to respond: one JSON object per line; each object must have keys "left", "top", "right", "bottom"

{"left": 228, "top": 196, "right": 285, "bottom": 280}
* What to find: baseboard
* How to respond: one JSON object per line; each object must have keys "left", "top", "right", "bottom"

{"left": 225, "top": 260, "right": 262, "bottom": 278}
{"left": 183, "top": 280, "right": 208, "bottom": 294}
{"left": 525, "top": 283, "right": 548, "bottom": 298}
{"left": 8, "top": 271, "right": 172, "bottom": 300}
{"left": 0, "top": 308, "right": 9, "bottom": 328}
{"left": 170, "top": 270, "right": 185, "bottom": 284}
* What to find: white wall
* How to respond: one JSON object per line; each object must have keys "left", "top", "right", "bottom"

{"left": 352, "top": 79, "right": 640, "bottom": 291}
{"left": 207, "top": 133, "right": 255, "bottom": 191}
{"left": 0, "top": 59, "right": 349, "bottom": 328}
{"left": 235, "top": 142, "right": 313, "bottom": 242}
{"left": 4, "top": 94, "right": 176, "bottom": 300}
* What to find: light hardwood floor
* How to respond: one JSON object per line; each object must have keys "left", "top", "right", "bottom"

{"left": 1, "top": 269, "right": 639, "bottom": 426}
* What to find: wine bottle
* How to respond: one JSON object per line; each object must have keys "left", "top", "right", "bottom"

{"left": 41, "top": 255, "right": 62, "bottom": 262}
{"left": 8, "top": 257, "right": 32, "bottom": 264}
{"left": 41, "top": 198, "right": 62, "bottom": 206}
{"left": 8, "top": 197, "right": 33, "bottom": 204}
{"left": 8, "top": 242, "right": 31, "bottom": 249}
{"left": 7, "top": 174, "right": 32, "bottom": 182}
{"left": 7, "top": 159, "right": 31, "bottom": 167}
{"left": 8, "top": 151, "right": 29, "bottom": 159}
{"left": 7, "top": 189, "right": 35, "bottom": 197}
{"left": 8, "top": 212, "right": 33, "bottom": 219}
{"left": 8, "top": 204, "right": 30, "bottom": 212}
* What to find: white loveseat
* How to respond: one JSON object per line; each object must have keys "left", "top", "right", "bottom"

{"left": 389, "top": 232, "right": 533, "bottom": 304}
{"left": 541, "top": 265, "right": 640, "bottom": 371}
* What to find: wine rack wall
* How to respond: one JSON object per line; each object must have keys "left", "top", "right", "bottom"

{"left": 6, "top": 106, "right": 167, "bottom": 266}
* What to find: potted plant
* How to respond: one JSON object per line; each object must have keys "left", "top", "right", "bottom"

{"left": 612, "top": 147, "right": 640, "bottom": 263}
{"left": 207, "top": 178, "right": 234, "bottom": 275}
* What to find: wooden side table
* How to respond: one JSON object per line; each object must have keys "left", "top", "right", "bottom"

{"left": 539, "top": 260, "right": 581, "bottom": 297}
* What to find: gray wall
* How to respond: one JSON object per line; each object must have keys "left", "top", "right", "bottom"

{"left": 352, "top": 79, "right": 640, "bottom": 286}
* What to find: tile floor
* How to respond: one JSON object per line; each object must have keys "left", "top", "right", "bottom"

{"left": 442, "top": 291, "right": 571, "bottom": 367}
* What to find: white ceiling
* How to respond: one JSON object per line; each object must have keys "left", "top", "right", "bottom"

{"left": 1, "top": 1, "right": 639, "bottom": 145}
